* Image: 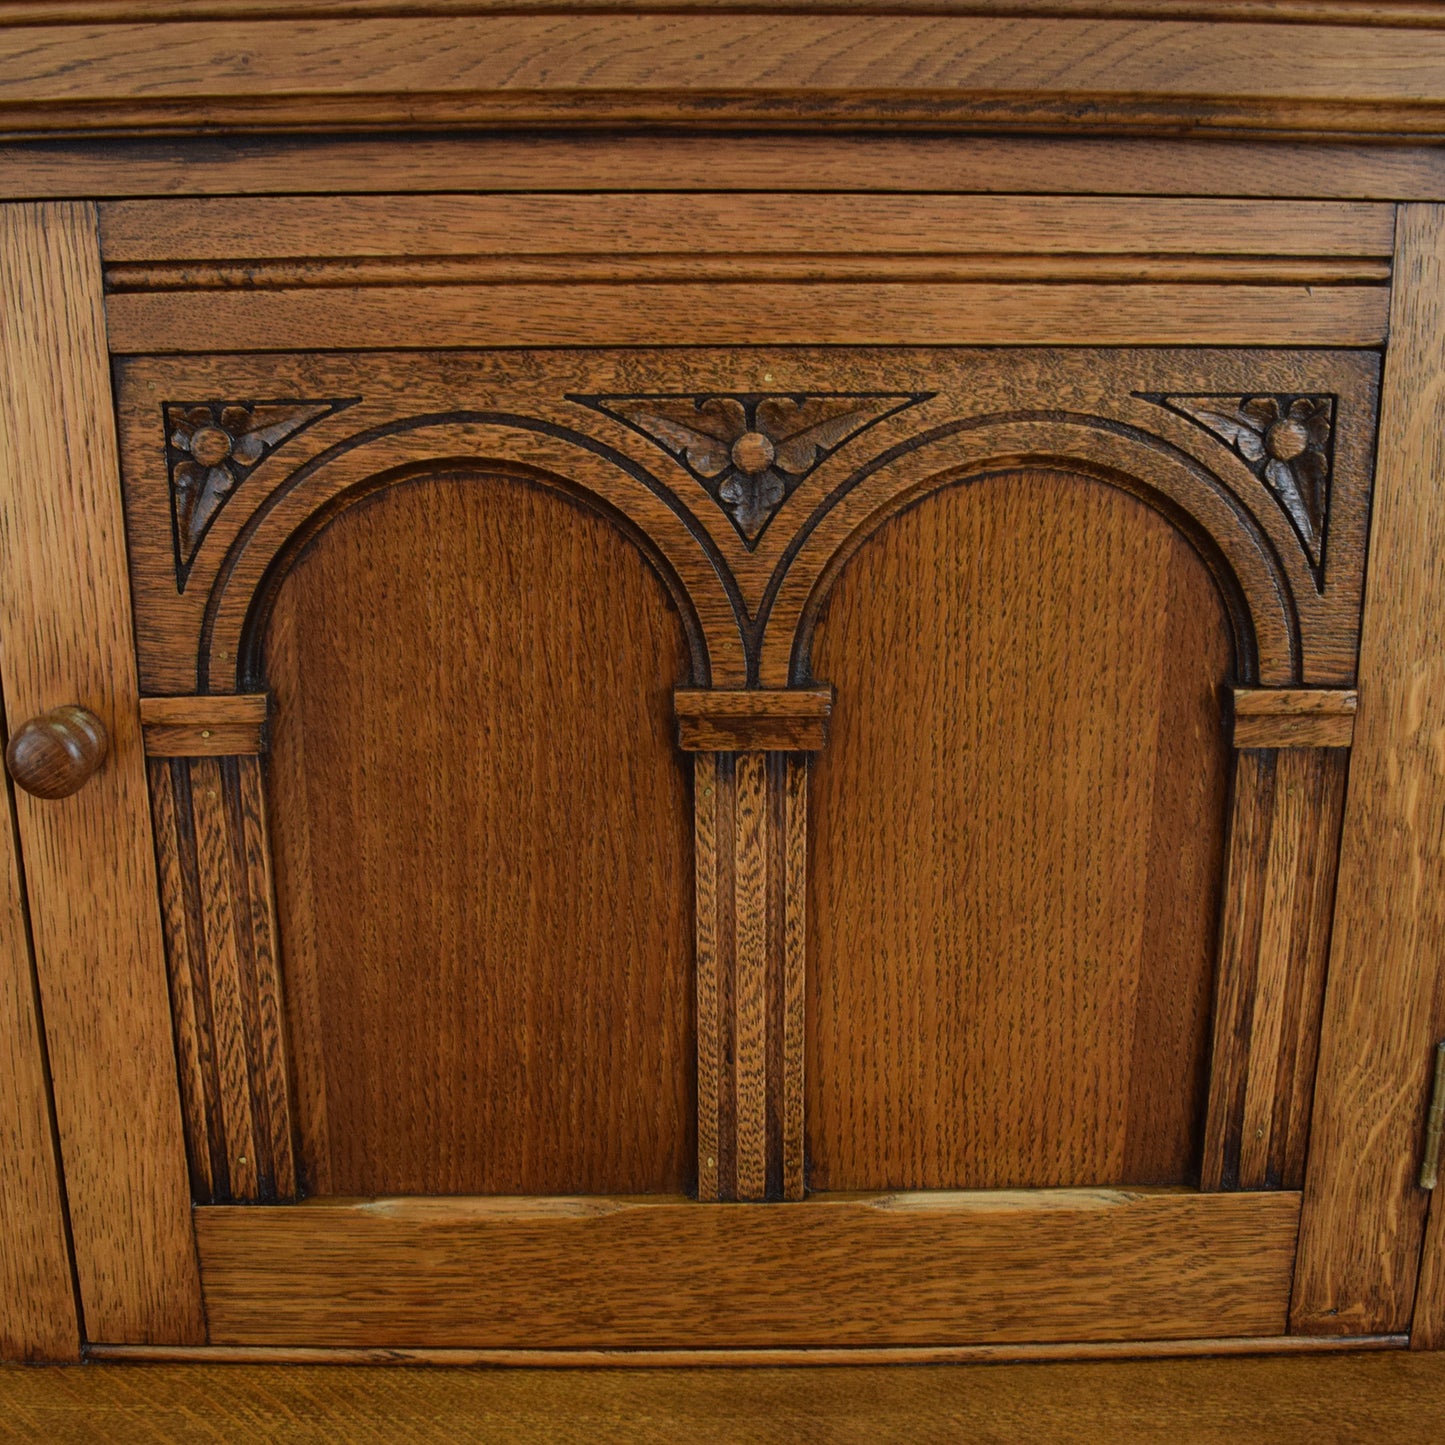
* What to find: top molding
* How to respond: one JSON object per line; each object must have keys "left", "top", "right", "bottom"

{"left": 8, "top": 13, "right": 1445, "bottom": 138}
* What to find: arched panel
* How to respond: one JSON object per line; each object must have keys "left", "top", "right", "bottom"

{"left": 807, "top": 467, "right": 1233, "bottom": 1191}
{"left": 262, "top": 468, "right": 695, "bottom": 1196}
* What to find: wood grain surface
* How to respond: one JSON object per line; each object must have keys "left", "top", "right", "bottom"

{"left": 96, "top": 196, "right": 1395, "bottom": 262}
{"left": 808, "top": 470, "right": 1232, "bottom": 1191}
{"left": 674, "top": 690, "right": 832, "bottom": 754}
{"left": 103, "top": 283, "right": 1388, "bottom": 353}
{"left": 140, "top": 694, "right": 267, "bottom": 757}
{"left": 9, "top": 1348, "right": 1445, "bottom": 1444}
{"left": 263, "top": 471, "right": 695, "bottom": 1197}
{"left": 0, "top": 689, "right": 78, "bottom": 1362}
{"left": 6, "top": 135, "right": 1445, "bottom": 202}
{"left": 193, "top": 1189, "right": 1300, "bottom": 1348}
{"left": 1292, "top": 204, "right": 1445, "bottom": 1337}
{"left": 147, "top": 755, "right": 296, "bottom": 1204}
{"left": 5, "top": 16, "right": 1445, "bottom": 134}
{"left": 0, "top": 201, "right": 203, "bottom": 1344}
{"left": 1200, "top": 748, "right": 1347, "bottom": 1191}
{"left": 1231, "top": 688, "right": 1357, "bottom": 748}
{"left": 694, "top": 752, "right": 807, "bottom": 1201}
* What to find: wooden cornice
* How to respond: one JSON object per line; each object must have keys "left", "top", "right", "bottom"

{"left": 6, "top": 11, "right": 1445, "bottom": 138}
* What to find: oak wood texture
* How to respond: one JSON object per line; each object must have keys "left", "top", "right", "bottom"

{"left": 263, "top": 471, "right": 694, "bottom": 1197}
{"left": 8, "top": 135, "right": 1445, "bottom": 203}
{"left": 1231, "top": 687, "right": 1358, "bottom": 748}
{"left": 104, "top": 283, "right": 1388, "bottom": 353}
{"left": 78, "top": 1334, "right": 1407, "bottom": 1367}
{"left": 3, "top": 703, "right": 108, "bottom": 800}
{"left": 97, "top": 196, "right": 1396, "bottom": 264}
{"left": 112, "top": 348, "right": 1380, "bottom": 701}
{"left": 695, "top": 753, "right": 807, "bottom": 1202}
{"left": 0, "top": 202, "right": 203, "bottom": 1344}
{"left": 147, "top": 755, "right": 296, "bottom": 1205}
{"left": 1292, "top": 204, "right": 1445, "bottom": 1337}
{"left": 26, "top": 1348, "right": 1445, "bottom": 1444}
{"left": 6, "top": 16, "right": 1445, "bottom": 136}
{"left": 675, "top": 689, "right": 832, "bottom": 754}
{"left": 1201, "top": 748, "right": 1348, "bottom": 1191}
{"left": 0, "top": 694, "right": 78, "bottom": 1363}
{"left": 140, "top": 693, "right": 267, "bottom": 757}
{"left": 808, "top": 469, "right": 1232, "bottom": 1191}
{"left": 192, "top": 1189, "right": 1301, "bottom": 1348}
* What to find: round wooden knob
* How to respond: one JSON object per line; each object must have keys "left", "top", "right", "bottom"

{"left": 5, "top": 705, "right": 109, "bottom": 800}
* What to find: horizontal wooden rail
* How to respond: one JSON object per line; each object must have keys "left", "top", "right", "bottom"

{"left": 193, "top": 1188, "right": 1302, "bottom": 1348}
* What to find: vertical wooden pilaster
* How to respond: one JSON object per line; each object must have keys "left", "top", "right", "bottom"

{"left": 693, "top": 751, "right": 809, "bottom": 1202}
{"left": 146, "top": 727, "right": 296, "bottom": 1205}
{"left": 1201, "top": 741, "right": 1349, "bottom": 1192}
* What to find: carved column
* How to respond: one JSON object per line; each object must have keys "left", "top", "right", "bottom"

{"left": 676, "top": 687, "right": 831, "bottom": 1202}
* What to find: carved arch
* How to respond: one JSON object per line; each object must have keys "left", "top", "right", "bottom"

{"left": 196, "top": 415, "right": 749, "bottom": 693}
{"left": 759, "top": 415, "right": 1302, "bottom": 690}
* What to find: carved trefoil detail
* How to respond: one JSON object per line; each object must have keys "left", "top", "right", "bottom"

{"left": 574, "top": 392, "right": 929, "bottom": 547}
{"left": 163, "top": 398, "right": 358, "bottom": 589}
{"left": 1149, "top": 393, "right": 1337, "bottom": 586}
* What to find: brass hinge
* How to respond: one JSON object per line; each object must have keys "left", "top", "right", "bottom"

{"left": 1421, "top": 1040, "right": 1445, "bottom": 1190}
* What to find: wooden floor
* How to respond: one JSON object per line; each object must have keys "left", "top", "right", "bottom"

{"left": 2, "top": 1351, "right": 1444, "bottom": 1442}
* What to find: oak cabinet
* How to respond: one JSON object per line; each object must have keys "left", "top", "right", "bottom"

{"left": 5, "top": 12, "right": 1445, "bottom": 1365}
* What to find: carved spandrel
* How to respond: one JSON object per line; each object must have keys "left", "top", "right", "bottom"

{"left": 573, "top": 391, "right": 929, "bottom": 547}
{"left": 163, "top": 397, "right": 359, "bottom": 589}
{"left": 1146, "top": 392, "right": 1337, "bottom": 587}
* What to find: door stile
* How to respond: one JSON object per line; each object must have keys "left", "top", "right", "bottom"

{"left": 1292, "top": 203, "right": 1445, "bottom": 1337}
{"left": 0, "top": 201, "right": 203, "bottom": 1343}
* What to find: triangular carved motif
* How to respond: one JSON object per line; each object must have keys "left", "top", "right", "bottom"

{"left": 1147, "top": 392, "right": 1337, "bottom": 587}
{"left": 163, "top": 397, "right": 359, "bottom": 590}
{"left": 574, "top": 392, "right": 930, "bottom": 547}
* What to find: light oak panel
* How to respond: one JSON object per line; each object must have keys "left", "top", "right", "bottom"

{"left": 103, "top": 284, "right": 1389, "bottom": 353}
{"left": 264, "top": 471, "right": 695, "bottom": 1197}
{"left": 5, "top": 17, "right": 1445, "bottom": 133}
{"left": 194, "top": 1189, "right": 1302, "bottom": 1348}
{"left": 96, "top": 196, "right": 1394, "bottom": 262}
{"left": 0, "top": 701, "right": 78, "bottom": 1362}
{"left": 1201, "top": 748, "right": 1348, "bottom": 1191}
{"left": 0, "top": 201, "right": 203, "bottom": 1344}
{"left": 808, "top": 470, "right": 1233, "bottom": 1191}
{"left": 1292, "top": 204, "right": 1445, "bottom": 1336}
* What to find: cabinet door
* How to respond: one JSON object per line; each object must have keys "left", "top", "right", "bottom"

{"left": 11, "top": 194, "right": 1436, "bottom": 1357}
{"left": 99, "top": 337, "right": 1373, "bottom": 1352}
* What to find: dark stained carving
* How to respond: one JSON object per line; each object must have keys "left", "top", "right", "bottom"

{"left": 574, "top": 392, "right": 928, "bottom": 546}
{"left": 163, "top": 398, "right": 358, "bottom": 589}
{"left": 1149, "top": 393, "right": 1336, "bottom": 585}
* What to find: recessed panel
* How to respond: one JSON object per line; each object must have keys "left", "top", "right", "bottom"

{"left": 807, "top": 469, "right": 1233, "bottom": 1191}
{"left": 263, "top": 471, "right": 695, "bottom": 1196}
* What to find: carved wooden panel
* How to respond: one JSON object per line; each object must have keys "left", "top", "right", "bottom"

{"left": 112, "top": 346, "right": 1378, "bottom": 1227}
{"left": 148, "top": 752, "right": 296, "bottom": 1204}
{"left": 806, "top": 469, "right": 1234, "bottom": 1190}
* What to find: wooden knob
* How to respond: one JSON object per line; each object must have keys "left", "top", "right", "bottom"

{"left": 5, "top": 705, "right": 109, "bottom": 800}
